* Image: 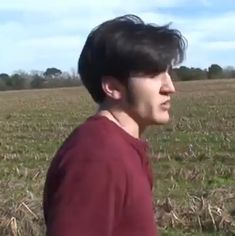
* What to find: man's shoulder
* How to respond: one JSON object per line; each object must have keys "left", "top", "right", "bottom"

{"left": 54, "top": 115, "right": 130, "bottom": 167}
{"left": 71, "top": 115, "right": 127, "bottom": 149}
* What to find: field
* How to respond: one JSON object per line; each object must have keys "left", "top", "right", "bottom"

{"left": 0, "top": 79, "right": 234, "bottom": 236}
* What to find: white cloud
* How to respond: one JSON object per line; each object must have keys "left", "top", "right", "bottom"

{"left": 18, "top": 35, "right": 81, "bottom": 50}
{"left": 0, "top": 0, "right": 235, "bottom": 73}
{"left": 207, "top": 41, "right": 235, "bottom": 50}
{"left": 0, "top": 0, "right": 188, "bottom": 12}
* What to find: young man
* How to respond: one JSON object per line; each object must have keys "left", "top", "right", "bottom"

{"left": 43, "top": 14, "right": 187, "bottom": 236}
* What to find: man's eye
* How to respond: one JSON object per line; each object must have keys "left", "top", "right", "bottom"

{"left": 149, "top": 73, "right": 157, "bottom": 78}
{"left": 167, "top": 66, "right": 173, "bottom": 74}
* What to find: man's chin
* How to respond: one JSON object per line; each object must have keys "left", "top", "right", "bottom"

{"left": 140, "top": 113, "right": 171, "bottom": 127}
{"left": 152, "top": 115, "right": 170, "bottom": 125}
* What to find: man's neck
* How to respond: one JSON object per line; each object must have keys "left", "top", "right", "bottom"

{"left": 96, "top": 105, "right": 143, "bottom": 139}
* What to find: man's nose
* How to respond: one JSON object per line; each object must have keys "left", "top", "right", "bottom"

{"left": 161, "top": 76, "right": 176, "bottom": 94}
{"left": 167, "top": 78, "right": 176, "bottom": 94}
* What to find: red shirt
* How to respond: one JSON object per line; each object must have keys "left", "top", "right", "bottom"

{"left": 43, "top": 115, "right": 158, "bottom": 236}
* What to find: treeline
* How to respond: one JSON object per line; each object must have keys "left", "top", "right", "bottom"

{"left": 0, "top": 64, "right": 234, "bottom": 91}
{"left": 172, "top": 64, "right": 235, "bottom": 81}
{"left": 0, "top": 68, "right": 82, "bottom": 91}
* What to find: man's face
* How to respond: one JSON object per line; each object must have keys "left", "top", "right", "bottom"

{"left": 123, "top": 71, "right": 176, "bottom": 126}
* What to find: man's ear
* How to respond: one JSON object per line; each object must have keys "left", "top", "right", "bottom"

{"left": 101, "top": 76, "right": 124, "bottom": 100}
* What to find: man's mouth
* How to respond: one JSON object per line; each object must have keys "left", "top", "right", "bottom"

{"left": 161, "top": 100, "right": 171, "bottom": 110}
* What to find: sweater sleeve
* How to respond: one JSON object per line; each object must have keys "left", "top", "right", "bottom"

{"left": 45, "top": 153, "right": 127, "bottom": 236}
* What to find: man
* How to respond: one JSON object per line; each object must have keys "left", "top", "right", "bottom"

{"left": 43, "top": 14, "right": 187, "bottom": 236}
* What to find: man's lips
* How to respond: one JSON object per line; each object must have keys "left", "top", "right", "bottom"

{"left": 160, "top": 100, "right": 171, "bottom": 110}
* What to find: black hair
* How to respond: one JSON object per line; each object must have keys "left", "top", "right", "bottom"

{"left": 78, "top": 14, "right": 187, "bottom": 103}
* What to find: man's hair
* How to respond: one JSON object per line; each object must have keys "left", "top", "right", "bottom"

{"left": 78, "top": 14, "right": 187, "bottom": 103}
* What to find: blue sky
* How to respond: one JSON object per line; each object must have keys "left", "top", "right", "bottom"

{"left": 0, "top": 0, "right": 235, "bottom": 74}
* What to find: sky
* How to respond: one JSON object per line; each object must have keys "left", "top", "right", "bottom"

{"left": 0, "top": 0, "right": 235, "bottom": 74}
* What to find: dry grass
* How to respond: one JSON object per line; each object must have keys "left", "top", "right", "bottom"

{"left": 0, "top": 79, "right": 234, "bottom": 235}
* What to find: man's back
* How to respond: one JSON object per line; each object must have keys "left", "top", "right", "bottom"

{"left": 43, "top": 115, "right": 157, "bottom": 236}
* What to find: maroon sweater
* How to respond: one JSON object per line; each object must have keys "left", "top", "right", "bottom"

{"left": 43, "top": 115, "right": 158, "bottom": 236}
